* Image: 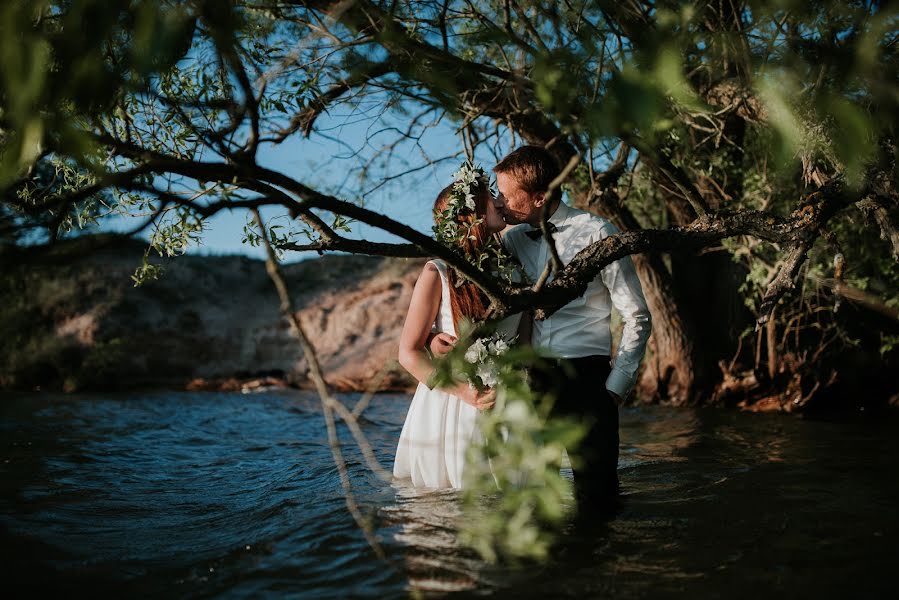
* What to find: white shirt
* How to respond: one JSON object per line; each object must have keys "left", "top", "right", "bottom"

{"left": 503, "top": 201, "right": 653, "bottom": 400}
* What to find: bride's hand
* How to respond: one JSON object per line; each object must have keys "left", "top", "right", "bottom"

{"left": 458, "top": 385, "right": 496, "bottom": 411}
{"left": 427, "top": 332, "right": 457, "bottom": 357}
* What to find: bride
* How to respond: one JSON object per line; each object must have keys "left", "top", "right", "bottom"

{"left": 393, "top": 162, "right": 525, "bottom": 490}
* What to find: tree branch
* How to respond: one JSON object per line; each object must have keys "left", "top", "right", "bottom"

{"left": 856, "top": 195, "right": 899, "bottom": 261}
{"left": 253, "top": 206, "right": 396, "bottom": 563}
{"left": 756, "top": 240, "right": 812, "bottom": 325}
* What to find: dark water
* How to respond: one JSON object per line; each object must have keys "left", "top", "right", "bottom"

{"left": 1, "top": 390, "right": 897, "bottom": 598}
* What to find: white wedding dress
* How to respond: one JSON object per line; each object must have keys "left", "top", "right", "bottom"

{"left": 393, "top": 259, "right": 520, "bottom": 489}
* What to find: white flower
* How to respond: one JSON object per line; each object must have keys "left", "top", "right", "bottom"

{"left": 465, "top": 339, "right": 487, "bottom": 364}
{"left": 477, "top": 360, "right": 499, "bottom": 387}
{"left": 489, "top": 337, "right": 510, "bottom": 355}
{"left": 453, "top": 164, "right": 477, "bottom": 185}
{"left": 463, "top": 332, "right": 517, "bottom": 389}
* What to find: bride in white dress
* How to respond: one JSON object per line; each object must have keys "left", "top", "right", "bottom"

{"left": 393, "top": 163, "right": 525, "bottom": 489}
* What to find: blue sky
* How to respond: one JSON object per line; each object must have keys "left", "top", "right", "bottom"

{"left": 98, "top": 108, "right": 499, "bottom": 265}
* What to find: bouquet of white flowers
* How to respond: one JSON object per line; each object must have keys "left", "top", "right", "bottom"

{"left": 463, "top": 331, "right": 516, "bottom": 389}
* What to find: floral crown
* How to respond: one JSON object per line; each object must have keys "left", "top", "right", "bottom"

{"left": 431, "top": 160, "right": 520, "bottom": 286}
{"left": 432, "top": 160, "right": 491, "bottom": 247}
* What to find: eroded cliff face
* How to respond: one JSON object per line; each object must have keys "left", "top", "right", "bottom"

{"left": 0, "top": 234, "right": 423, "bottom": 393}
{"left": 293, "top": 262, "right": 419, "bottom": 391}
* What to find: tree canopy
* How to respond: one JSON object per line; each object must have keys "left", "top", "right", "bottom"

{"left": 2, "top": 0, "right": 897, "bottom": 405}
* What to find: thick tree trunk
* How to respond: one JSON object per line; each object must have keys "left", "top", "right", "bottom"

{"left": 574, "top": 192, "right": 710, "bottom": 405}
{"left": 668, "top": 249, "right": 755, "bottom": 388}
{"left": 643, "top": 69, "right": 755, "bottom": 404}
{"left": 632, "top": 252, "right": 705, "bottom": 404}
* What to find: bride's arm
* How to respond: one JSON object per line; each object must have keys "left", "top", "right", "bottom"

{"left": 398, "top": 263, "right": 494, "bottom": 408}
{"left": 398, "top": 263, "right": 443, "bottom": 387}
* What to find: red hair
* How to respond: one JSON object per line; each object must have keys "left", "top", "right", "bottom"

{"left": 433, "top": 181, "right": 493, "bottom": 328}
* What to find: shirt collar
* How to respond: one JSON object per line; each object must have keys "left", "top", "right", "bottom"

{"left": 529, "top": 201, "right": 571, "bottom": 229}
{"left": 548, "top": 201, "right": 572, "bottom": 225}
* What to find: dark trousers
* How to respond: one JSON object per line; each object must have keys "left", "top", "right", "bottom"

{"left": 528, "top": 355, "right": 620, "bottom": 509}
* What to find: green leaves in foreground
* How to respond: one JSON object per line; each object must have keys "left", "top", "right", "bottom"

{"left": 430, "top": 321, "right": 587, "bottom": 563}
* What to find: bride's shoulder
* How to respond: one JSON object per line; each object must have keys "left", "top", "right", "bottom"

{"left": 411, "top": 261, "right": 443, "bottom": 300}
{"left": 418, "top": 260, "right": 443, "bottom": 282}
{"left": 425, "top": 259, "right": 448, "bottom": 274}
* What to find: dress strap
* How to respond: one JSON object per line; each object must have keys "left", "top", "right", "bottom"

{"left": 427, "top": 259, "right": 457, "bottom": 338}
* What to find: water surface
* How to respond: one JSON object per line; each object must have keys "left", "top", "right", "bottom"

{"left": 1, "top": 390, "right": 897, "bottom": 598}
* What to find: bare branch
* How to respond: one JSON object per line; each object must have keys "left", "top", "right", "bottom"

{"left": 756, "top": 240, "right": 812, "bottom": 325}
{"left": 810, "top": 275, "right": 899, "bottom": 322}
{"left": 253, "top": 207, "right": 394, "bottom": 562}
{"left": 856, "top": 195, "right": 899, "bottom": 261}
{"left": 538, "top": 152, "right": 582, "bottom": 276}
{"left": 274, "top": 61, "right": 394, "bottom": 140}
{"left": 625, "top": 133, "right": 712, "bottom": 218}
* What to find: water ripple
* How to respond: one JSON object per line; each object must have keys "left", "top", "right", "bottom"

{"left": 1, "top": 391, "right": 897, "bottom": 598}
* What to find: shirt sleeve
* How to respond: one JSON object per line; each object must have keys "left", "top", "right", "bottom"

{"left": 595, "top": 221, "right": 653, "bottom": 401}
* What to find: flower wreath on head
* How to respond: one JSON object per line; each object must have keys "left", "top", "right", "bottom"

{"left": 432, "top": 160, "right": 519, "bottom": 286}
{"left": 433, "top": 160, "right": 491, "bottom": 247}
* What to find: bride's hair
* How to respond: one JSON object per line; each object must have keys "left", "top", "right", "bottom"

{"left": 433, "top": 181, "right": 492, "bottom": 327}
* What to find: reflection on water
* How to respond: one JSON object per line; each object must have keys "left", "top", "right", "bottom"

{"left": 384, "top": 485, "right": 485, "bottom": 594}
{"left": 1, "top": 390, "right": 897, "bottom": 598}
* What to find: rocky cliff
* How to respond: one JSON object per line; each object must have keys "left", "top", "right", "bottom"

{"left": 0, "top": 234, "right": 423, "bottom": 393}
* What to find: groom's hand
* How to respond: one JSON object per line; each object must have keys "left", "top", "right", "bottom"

{"left": 428, "top": 332, "right": 458, "bottom": 357}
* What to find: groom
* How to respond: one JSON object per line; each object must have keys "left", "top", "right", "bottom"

{"left": 433, "top": 145, "right": 652, "bottom": 509}
{"left": 495, "top": 144, "right": 652, "bottom": 507}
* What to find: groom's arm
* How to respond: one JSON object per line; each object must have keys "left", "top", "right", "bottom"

{"left": 596, "top": 222, "right": 653, "bottom": 401}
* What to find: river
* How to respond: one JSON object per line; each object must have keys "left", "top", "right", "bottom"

{"left": 1, "top": 390, "right": 897, "bottom": 598}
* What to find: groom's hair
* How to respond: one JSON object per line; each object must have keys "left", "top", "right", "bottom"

{"left": 493, "top": 145, "right": 562, "bottom": 201}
